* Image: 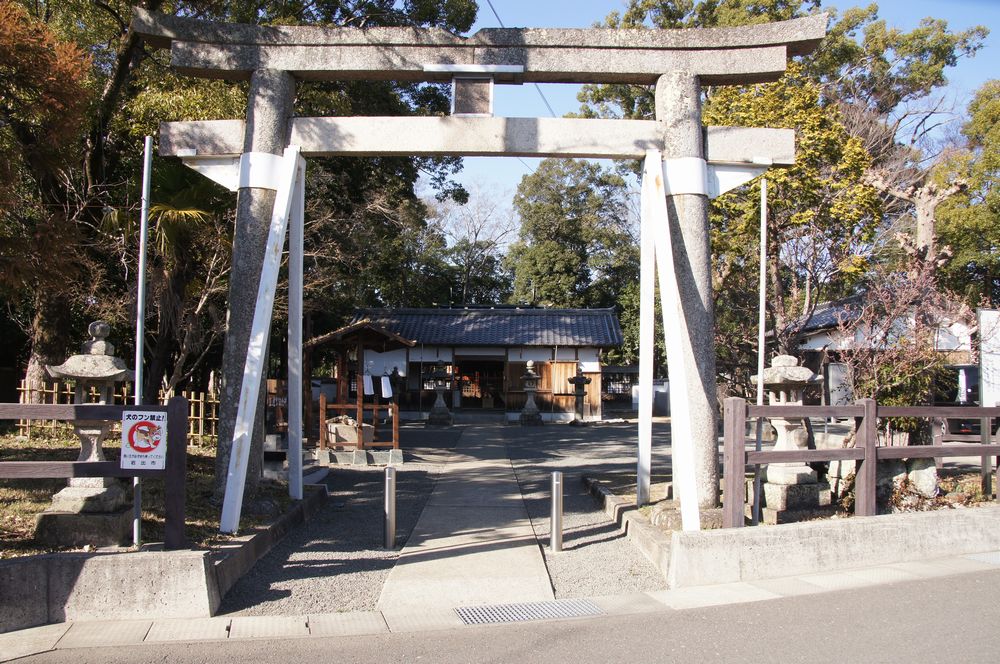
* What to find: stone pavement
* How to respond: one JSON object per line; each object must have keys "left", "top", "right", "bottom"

{"left": 3, "top": 550, "right": 1000, "bottom": 661}
{"left": 376, "top": 426, "right": 554, "bottom": 612}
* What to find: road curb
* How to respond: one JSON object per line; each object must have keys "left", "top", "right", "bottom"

{"left": 583, "top": 476, "right": 1000, "bottom": 589}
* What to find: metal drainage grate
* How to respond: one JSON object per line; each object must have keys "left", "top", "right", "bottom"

{"left": 455, "top": 599, "right": 604, "bottom": 625}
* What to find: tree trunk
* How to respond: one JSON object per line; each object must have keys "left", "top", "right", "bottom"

{"left": 143, "top": 265, "right": 193, "bottom": 404}
{"left": 914, "top": 199, "right": 936, "bottom": 262}
{"left": 23, "top": 291, "right": 75, "bottom": 402}
{"left": 768, "top": 251, "right": 789, "bottom": 354}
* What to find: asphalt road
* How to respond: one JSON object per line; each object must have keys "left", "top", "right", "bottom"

{"left": 20, "top": 568, "right": 1000, "bottom": 664}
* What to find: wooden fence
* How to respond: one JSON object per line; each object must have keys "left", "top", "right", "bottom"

{"left": 16, "top": 381, "right": 219, "bottom": 445}
{"left": 317, "top": 393, "right": 400, "bottom": 450}
{"left": 0, "top": 397, "right": 189, "bottom": 549}
{"left": 722, "top": 398, "right": 1000, "bottom": 528}
{"left": 178, "top": 390, "right": 219, "bottom": 443}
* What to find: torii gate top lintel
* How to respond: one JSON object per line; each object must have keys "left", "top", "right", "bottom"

{"left": 138, "top": 10, "right": 827, "bottom": 173}
{"left": 132, "top": 8, "right": 827, "bottom": 85}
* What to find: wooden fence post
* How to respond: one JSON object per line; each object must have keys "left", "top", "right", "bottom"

{"left": 723, "top": 397, "right": 748, "bottom": 528}
{"left": 931, "top": 417, "right": 944, "bottom": 470}
{"left": 318, "top": 393, "right": 327, "bottom": 450}
{"left": 392, "top": 402, "right": 400, "bottom": 450}
{"left": 981, "top": 416, "right": 993, "bottom": 498}
{"left": 854, "top": 398, "right": 878, "bottom": 517}
{"left": 201, "top": 391, "right": 207, "bottom": 439}
{"left": 164, "top": 395, "right": 188, "bottom": 550}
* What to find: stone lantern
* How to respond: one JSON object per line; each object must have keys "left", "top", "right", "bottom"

{"left": 389, "top": 366, "right": 404, "bottom": 402}
{"left": 568, "top": 365, "right": 591, "bottom": 425}
{"left": 426, "top": 360, "right": 452, "bottom": 426}
{"left": 36, "top": 321, "right": 135, "bottom": 546}
{"left": 751, "top": 354, "right": 832, "bottom": 524}
{"left": 519, "top": 360, "right": 543, "bottom": 426}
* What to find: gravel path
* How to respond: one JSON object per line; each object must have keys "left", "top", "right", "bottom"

{"left": 218, "top": 422, "right": 670, "bottom": 614}
{"left": 218, "top": 427, "right": 460, "bottom": 616}
{"left": 505, "top": 423, "right": 670, "bottom": 598}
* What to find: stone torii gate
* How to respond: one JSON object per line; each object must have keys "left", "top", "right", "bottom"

{"left": 131, "top": 8, "right": 826, "bottom": 533}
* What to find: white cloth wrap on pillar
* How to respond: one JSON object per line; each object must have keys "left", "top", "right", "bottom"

{"left": 239, "top": 152, "right": 288, "bottom": 191}
{"left": 220, "top": 145, "right": 304, "bottom": 534}
{"left": 662, "top": 157, "right": 708, "bottom": 196}
{"left": 636, "top": 153, "right": 657, "bottom": 507}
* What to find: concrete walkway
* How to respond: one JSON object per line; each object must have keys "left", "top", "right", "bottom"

{"left": 376, "top": 427, "right": 554, "bottom": 612}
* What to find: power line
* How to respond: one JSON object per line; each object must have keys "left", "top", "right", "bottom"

{"left": 484, "top": 0, "right": 506, "bottom": 26}
{"left": 483, "top": 1, "right": 553, "bottom": 174}
{"left": 484, "top": 1, "right": 557, "bottom": 120}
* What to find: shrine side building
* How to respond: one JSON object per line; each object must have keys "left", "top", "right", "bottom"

{"left": 351, "top": 307, "right": 622, "bottom": 422}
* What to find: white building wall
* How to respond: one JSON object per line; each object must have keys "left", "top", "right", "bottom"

{"left": 363, "top": 349, "right": 408, "bottom": 376}
{"left": 508, "top": 347, "right": 554, "bottom": 362}
{"left": 454, "top": 346, "right": 506, "bottom": 357}
{"left": 407, "top": 347, "right": 453, "bottom": 363}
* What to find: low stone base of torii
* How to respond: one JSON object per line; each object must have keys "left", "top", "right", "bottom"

{"left": 131, "top": 8, "right": 827, "bottom": 533}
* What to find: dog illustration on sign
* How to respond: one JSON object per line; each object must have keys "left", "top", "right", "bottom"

{"left": 128, "top": 420, "right": 161, "bottom": 453}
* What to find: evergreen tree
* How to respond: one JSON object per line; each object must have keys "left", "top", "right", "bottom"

{"left": 507, "top": 159, "right": 636, "bottom": 309}
{"left": 937, "top": 80, "right": 1000, "bottom": 305}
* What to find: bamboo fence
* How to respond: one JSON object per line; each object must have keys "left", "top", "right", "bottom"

{"left": 15, "top": 380, "right": 219, "bottom": 445}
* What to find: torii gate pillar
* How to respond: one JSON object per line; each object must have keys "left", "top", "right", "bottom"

{"left": 215, "top": 69, "right": 296, "bottom": 501}
{"left": 657, "top": 72, "right": 718, "bottom": 507}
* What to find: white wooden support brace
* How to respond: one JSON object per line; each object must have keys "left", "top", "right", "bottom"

{"left": 639, "top": 150, "right": 701, "bottom": 531}
{"left": 636, "top": 156, "right": 656, "bottom": 507}
{"left": 220, "top": 145, "right": 304, "bottom": 534}
{"left": 288, "top": 161, "right": 305, "bottom": 501}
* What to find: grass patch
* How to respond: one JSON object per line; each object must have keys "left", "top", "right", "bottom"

{"left": 1, "top": 431, "right": 292, "bottom": 559}
{"left": 937, "top": 469, "right": 992, "bottom": 505}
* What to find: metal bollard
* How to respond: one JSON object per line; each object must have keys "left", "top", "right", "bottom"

{"left": 384, "top": 466, "right": 397, "bottom": 549}
{"left": 550, "top": 471, "right": 563, "bottom": 552}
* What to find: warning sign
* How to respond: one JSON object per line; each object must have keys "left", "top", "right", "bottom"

{"left": 120, "top": 410, "right": 167, "bottom": 470}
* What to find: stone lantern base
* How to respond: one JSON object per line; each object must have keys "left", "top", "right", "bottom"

{"left": 519, "top": 410, "right": 543, "bottom": 426}
{"left": 33, "top": 479, "right": 132, "bottom": 547}
{"left": 747, "top": 479, "right": 836, "bottom": 525}
{"left": 426, "top": 410, "right": 453, "bottom": 426}
{"left": 34, "top": 507, "right": 133, "bottom": 548}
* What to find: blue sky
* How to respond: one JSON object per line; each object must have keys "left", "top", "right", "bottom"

{"left": 446, "top": 0, "right": 999, "bottom": 199}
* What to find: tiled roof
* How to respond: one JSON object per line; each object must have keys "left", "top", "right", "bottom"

{"left": 796, "top": 297, "right": 862, "bottom": 334}
{"left": 352, "top": 308, "right": 623, "bottom": 348}
{"left": 303, "top": 319, "right": 416, "bottom": 350}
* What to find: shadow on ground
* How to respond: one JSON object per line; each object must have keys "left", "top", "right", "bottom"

{"left": 218, "top": 421, "right": 673, "bottom": 614}
{"left": 218, "top": 463, "right": 443, "bottom": 616}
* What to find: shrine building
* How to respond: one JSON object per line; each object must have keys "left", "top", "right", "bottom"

{"left": 310, "top": 307, "right": 622, "bottom": 423}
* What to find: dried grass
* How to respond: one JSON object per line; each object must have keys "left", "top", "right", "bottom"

{"left": 0, "top": 431, "right": 291, "bottom": 559}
